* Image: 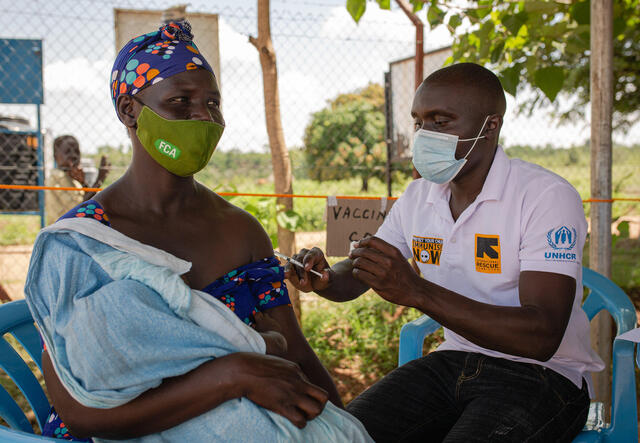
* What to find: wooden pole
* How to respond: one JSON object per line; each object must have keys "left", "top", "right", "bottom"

{"left": 384, "top": 71, "right": 393, "bottom": 197}
{"left": 589, "top": 0, "right": 614, "bottom": 418}
{"left": 395, "top": 0, "right": 423, "bottom": 180}
{"left": 249, "top": 0, "right": 300, "bottom": 322}
{"left": 395, "top": 0, "right": 423, "bottom": 91}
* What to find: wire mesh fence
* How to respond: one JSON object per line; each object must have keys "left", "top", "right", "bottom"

{"left": 0, "top": 0, "right": 639, "bottom": 300}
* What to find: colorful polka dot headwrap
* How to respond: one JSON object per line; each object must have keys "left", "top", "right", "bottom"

{"left": 110, "top": 21, "right": 215, "bottom": 118}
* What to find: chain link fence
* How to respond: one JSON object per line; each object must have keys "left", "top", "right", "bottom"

{"left": 1, "top": 0, "right": 639, "bottom": 300}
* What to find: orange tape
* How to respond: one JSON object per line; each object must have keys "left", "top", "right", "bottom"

{"left": 217, "top": 192, "right": 398, "bottom": 200}
{"left": 0, "top": 184, "right": 102, "bottom": 192}
{"left": 0, "top": 184, "right": 638, "bottom": 203}
{"left": 0, "top": 184, "right": 398, "bottom": 200}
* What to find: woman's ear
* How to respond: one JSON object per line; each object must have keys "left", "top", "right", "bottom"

{"left": 116, "top": 95, "right": 139, "bottom": 128}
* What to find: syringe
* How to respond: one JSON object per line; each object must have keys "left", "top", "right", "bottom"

{"left": 274, "top": 251, "right": 324, "bottom": 277}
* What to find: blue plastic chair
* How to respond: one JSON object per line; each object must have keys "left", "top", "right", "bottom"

{"left": 398, "top": 267, "right": 638, "bottom": 442}
{"left": 0, "top": 299, "right": 57, "bottom": 441}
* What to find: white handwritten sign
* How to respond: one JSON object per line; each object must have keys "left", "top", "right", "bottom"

{"left": 326, "top": 198, "right": 395, "bottom": 256}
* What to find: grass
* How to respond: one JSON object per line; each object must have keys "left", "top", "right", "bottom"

{"left": 584, "top": 237, "right": 640, "bottom": 291}
{"left": 0, "top": 215, "right": 40, "bottom": 246}
{"left": 301, "top": 291, "right": 443, "bottom": 403}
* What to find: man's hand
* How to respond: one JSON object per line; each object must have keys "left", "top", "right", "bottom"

{"left": 349, "top": 236, "right": 422, "bottom": 308}
{"left": 284, "top": 247, "right": 331, "bottom": 293}
{"left": 95, "top": 155, "right": 111, "bottom": 186}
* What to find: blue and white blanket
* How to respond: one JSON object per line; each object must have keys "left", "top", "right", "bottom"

{"left": 24, "top": 218, "right": 372, "bottom": 442}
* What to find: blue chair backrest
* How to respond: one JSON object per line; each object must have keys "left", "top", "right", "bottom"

{"left": 0, "top": 300, "right": 50, "bottom": 434}
{"left": 581, "top": 267, "right": 636, "bottom": 332}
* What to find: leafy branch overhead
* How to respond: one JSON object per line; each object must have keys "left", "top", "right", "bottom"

{"left": 346, "top": 0, "right": 639, "bottom": 130}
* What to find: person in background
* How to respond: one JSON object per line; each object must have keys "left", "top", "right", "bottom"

{"left": 45, "top": 135, "right": 110, "bottom": 224}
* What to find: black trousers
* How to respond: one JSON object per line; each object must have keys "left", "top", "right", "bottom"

{"left": 347, "top": 351, "right": 590, "bottom": 443}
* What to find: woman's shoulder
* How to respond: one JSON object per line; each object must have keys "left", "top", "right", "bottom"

{"left": 200, "top": 186, "right": 274, "bottom": 258}
{"left": 56, "top": 199, "right": 110, "bottom": 226}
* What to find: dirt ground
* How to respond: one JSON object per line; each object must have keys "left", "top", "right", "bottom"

{"left": 0, "top": 245, "right": 31, "bottom": 300}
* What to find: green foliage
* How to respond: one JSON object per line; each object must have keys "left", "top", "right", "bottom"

{"left": 345, "top": 0, "right": 640, "bottom": 130}
{"left": 346, "top": 0, "right": 424, "bottom": 22}
{"left": 584, "top": 238, "right": 640, "bottom": 291}
{"left": 0, "top": 215, "right": 40, "bottom": 245}
{"left": 503, "top": 143, "right": 640, "bottom": 218}
{"left": 327, "top": 83, "right": 385, "bottom": 113}
{"left": 438, "top": 0, "right": 639, "bottom": 130}
{"left": 302, "top": 291, "right": 439, "bottom": 402}
{"left": 303, "top": 84, "right": 387, "bottom": 191}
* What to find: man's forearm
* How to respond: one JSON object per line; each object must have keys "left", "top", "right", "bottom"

{"left": 316, "top": 259, "right": 369, "bottom": 302}
{"left": 410, "top": 278, "right": 568, "bottom": 362}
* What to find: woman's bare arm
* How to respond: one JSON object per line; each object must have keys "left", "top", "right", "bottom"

{"left": 42, "top": 350, "right": 328, "bottom": 439}
{"left": 260, "top": 305, "right": 343, "bottom": 408}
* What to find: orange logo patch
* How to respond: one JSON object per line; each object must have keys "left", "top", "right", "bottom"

{"left": 475, "top": 234, "right": 501, "bottom": 273}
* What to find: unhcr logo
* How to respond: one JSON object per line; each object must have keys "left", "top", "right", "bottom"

{"left": 545, "top": 251, "right": 577, "bottom": 261}
{"left": 546, "top": 226, "right": 577, "bottom": 250}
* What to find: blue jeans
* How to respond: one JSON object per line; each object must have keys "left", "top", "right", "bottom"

{"left": 346, "top": 351, "right": 590, "bottom": 442}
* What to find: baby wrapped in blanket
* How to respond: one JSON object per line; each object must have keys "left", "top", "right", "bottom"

{"left": 25, "top": 212, "right": 372, "bottom": 442}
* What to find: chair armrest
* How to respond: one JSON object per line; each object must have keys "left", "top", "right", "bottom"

{"left": 398, "top": 315, "right": 441, "bottom": 366}
{"left": 604, "top": 338, "right": 639, "bottom": 440}
{"left": 581, "top": 268, "right": 636, "bottom": 335}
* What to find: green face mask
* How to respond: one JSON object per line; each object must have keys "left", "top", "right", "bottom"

{"left": 135, "top": 105, "right": 224, "bottom": 177}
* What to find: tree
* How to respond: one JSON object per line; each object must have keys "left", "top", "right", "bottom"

{"left": 304, "top": 84, "right": 386, "bottom": 191}
{"left": 249, "top": 0, "right": 301, "bottom": 320}
{"left": 346, "top": 0, "right": 640, "bottom": 130}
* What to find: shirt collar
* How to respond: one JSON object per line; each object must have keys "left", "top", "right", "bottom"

{"left": 476, "top": 145, "right": 510, "bottom": 203}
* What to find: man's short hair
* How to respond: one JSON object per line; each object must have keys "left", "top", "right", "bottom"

{"left": 423, "top": 63, "right": 507, "bottom": 115}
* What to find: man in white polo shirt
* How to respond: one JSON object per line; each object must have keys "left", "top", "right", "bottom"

{"left": 287, "top": 63, "right": 603, "bottom": 442}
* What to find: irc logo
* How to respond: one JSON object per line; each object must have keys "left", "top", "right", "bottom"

{"left": 546, "top": 226, "right": 577, "bottom": 250}
{"left": 475, "top": 234, "right": 501, "bottom": 274}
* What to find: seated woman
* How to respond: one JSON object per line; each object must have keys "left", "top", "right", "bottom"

{"left": 25, "top": 22, "right": 370, "bottom": 442}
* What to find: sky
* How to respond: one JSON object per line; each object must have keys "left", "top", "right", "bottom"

{"left": 0, "top": 0, "right": 637, "bottom": 155}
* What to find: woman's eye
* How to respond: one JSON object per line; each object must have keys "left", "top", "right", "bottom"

{"left": 413, "top": 121, "right": 422, "bottom": 131}
{"left": 169, "top": 97, "right": 188, "bottom": 104}
{"left": 208, "top": 99, "right": 220, "bottom": 108}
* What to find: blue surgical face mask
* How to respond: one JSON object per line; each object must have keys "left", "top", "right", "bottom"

{"left": 412, "top": 115, "right": 490, "bottom": 184}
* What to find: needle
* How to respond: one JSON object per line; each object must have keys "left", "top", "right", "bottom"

{"left": 274, "top": 251, "right": 324, "bottom": 277}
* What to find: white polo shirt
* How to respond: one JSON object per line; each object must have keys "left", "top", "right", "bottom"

{"left": 377, "top": 146, "right": 604, "bottom": 394}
